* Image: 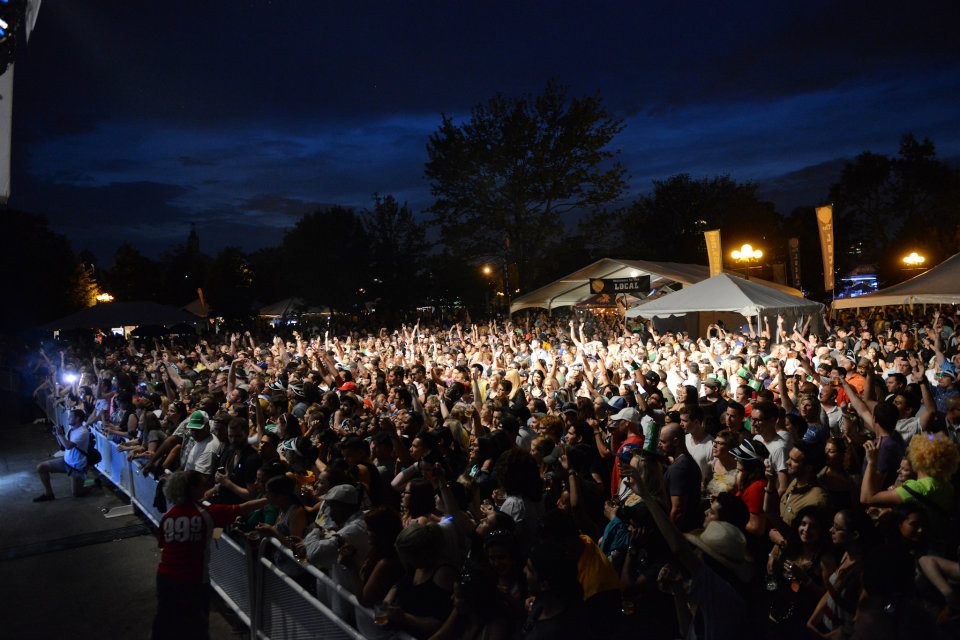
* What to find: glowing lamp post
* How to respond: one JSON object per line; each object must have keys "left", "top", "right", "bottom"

{"left": 902, "top": 252, "right": 926, "bottom": 268}
{"left": 731, "top": 244, "right": 763, "bottom": 262}
{"left": 95, "top": 293, "right": 114, "bottom": 303}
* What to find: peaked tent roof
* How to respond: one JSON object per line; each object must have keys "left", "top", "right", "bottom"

{"left": 510, "top": 258, "right": 801, "bottom": 313}
{"left": 833, "top": 252, "right": 960, "bottom": 309}
{"left": 259, "top": 297, "right": 331, "bottom": 317}
{"left": 183, "top": 298, "right": 209, "bottom": 317}
{"left": 42, "top": 301, "right": 199, "bottom": 330}
{"left": 626, "top": 273, "right": 823, "bottom": 319}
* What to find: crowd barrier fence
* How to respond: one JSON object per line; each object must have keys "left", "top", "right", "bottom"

{"left": 41, "top": 398, "right": 414, "bottom": 640}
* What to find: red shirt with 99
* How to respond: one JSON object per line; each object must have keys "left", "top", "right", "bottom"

{"left": 157, "top": 502, "right": 239, "bottom": 584}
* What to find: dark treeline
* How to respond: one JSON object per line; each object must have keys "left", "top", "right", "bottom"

{"left": 2, "top": 81, "right": 958, "bottom": 334}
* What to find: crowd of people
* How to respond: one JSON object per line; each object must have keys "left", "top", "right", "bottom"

{"left": 29, "top": 306, "right": 960, "bottom": 639}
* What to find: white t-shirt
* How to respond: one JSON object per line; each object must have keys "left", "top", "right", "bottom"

{"left": 183, "top": 434, "right": 222, "bottom": 475}
{"left": 65, "top": 425, "right": 91, "bottom": 469}
{"left": 896, "top": 416, "right": 921, "bottom": 445}
{"left": 756, "top": 433, "right": 789, "bottom": 473}
{"left": 822, "top": 404, "right": 843, "bottom": 432}
{"left": 685, "top": 433, "right": 715, "bottom": 479}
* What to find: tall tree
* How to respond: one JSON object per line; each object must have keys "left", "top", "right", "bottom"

{"left": 365, "top": 194, "right": 427, "bottom": 318}
{"left": 282, "top": 206, "right": 370, "bottom": 310}
{"left": 204, "top": 247, "right": 255, "bottom": 319}
{"left": 159, "top": 224, "right": 210, "bottom": 304}
{"left": 589, "top": 174, "right": 782, "bottom": 264}
{"left": 425, "top": 80, "right": 626, "bottom": 291}
{"left": 247, "top": 246, "right": 289, "bottom": 306}
{"left": 106, "top": 244, "right": 162, "bottom": 302}
{"left": 0, "top": 211, "right": 78, "bottom": 331}
{"left": 830, "top": 134, "right": 960, "bottom": 280}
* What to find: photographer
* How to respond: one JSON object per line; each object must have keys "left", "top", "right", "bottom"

{"left": 34, "top": 408, "right": 90, "bottom": 502}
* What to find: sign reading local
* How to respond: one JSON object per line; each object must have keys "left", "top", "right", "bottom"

{"left": 590, "top": 276, "right": 651, "bottom": 295}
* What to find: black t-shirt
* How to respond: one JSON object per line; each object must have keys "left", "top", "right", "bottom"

{"left": 664, "top": 454, "right": 703, "bottom": 532}
{"left": 214, "top": 445, "right": 261, "bottom": 504}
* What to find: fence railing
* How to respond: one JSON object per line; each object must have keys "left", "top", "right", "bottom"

{"left": 44, "top": 398, "right": 410, "bottom": 640}
{"left": 39, "top": 397, "right": 414, "bottom": 640}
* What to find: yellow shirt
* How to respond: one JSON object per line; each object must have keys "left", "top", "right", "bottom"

{"left": 577, "top": 534, "right": 621, "bottom": 599}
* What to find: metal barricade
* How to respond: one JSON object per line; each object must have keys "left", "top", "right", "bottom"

{"left": 209, "top": 533, "right": 256, "bottom": 626}
{"left": 255, "top": 540, "right": 366, "bottom": 640}
{"left": 37, "top": 391, "right": 411, "bottom": 640}
{"left": 130, "top": 466, "right": 163, "bottom": 525}
{"left": 256, "top": 537, "right": 413, "bottom": 640}
{"left": 93, "top": 430, "right": 112, "bottom": 476}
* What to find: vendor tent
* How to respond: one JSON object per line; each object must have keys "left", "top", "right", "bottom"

{"left": 833, "top": 252, "right": 960, "bottom": 309}
{"left": 626, "top": 274, "right": 823, "bottom": 336}
{"left": 259, "top": 298, "right": 331, "bottom": 318}
{"left": 183, "top": 298, "right": 209, "bottom": 317}
{"left": 42, "top": 302, "right": 198, "bottom": 331}
{"left": 510, "top": 258, "right": 801, "bottom": 313}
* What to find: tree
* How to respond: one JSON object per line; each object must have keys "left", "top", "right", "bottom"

{"left": 425, "top": 80, "right": 626, "bottom": 291}
{"left": 281, "top": 206, "right": 370, "bottom": 310}
{"left": 364, "top": 194, "right": 427, "bottom": 319}
{"left": 106, "top": 244, "right": 162, "bottom": 302}
{"left": 204, "top": 247, "right": 255, "bottom": 319}
{"left": 830, "top": 134, "right": 960, "bottom": 281}
{"left": 159, "top": 224, "right": 210, "bottom": 304}
{"left": 247, "top": 246, "right": 289, "bottom": 306}
{"left": 0, "top": 211, "right": 78, "bottom": 331}
{"left": 589, "top": 174, "right": 782, "bottom": 264}
{"left": 69, "top": 263, "right": 101, "bottom": 309}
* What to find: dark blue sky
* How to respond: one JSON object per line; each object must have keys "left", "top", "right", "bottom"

{"left": 8, "top": 1, "right": 960, "bottom": 262}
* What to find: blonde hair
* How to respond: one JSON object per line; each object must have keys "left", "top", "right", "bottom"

{"left": 908, "top": 433, "right": 960, "bottom": 480}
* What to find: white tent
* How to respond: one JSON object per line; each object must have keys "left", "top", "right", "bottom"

{"left": 259, "top": 298, "right": 331, "bottom": 318}
{"left": 510, "top": 258, "right": 801, "bottom": 314}
{"left": 626, "top": 273, "right": 824, "bottom": 335}
{"left": 833, "top": 252, "right": 960, "bottom": 309}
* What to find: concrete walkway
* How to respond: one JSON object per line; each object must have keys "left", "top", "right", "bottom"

{"left": 0, "top": 422, "right": 242, "bottom": 639}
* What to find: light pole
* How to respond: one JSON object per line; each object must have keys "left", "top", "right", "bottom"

{"left": 902, "top": 252, "right": 926, "bottom": 271}
{"left": 481, "top": 265, "right": 493, "bottom": 315}
{"left": 731, "top": 243, "right": 763, "bottom": 275}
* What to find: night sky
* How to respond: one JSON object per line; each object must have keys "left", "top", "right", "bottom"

{"left": 7, "top": 1, "right": 960, "bottom": 262}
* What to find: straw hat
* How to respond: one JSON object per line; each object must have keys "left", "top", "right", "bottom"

{"left": 684, "top": 521, "right": 752, "bottom": 583}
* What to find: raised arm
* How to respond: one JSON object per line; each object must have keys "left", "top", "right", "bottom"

{"left": 776, "top": 366, "right": 796, "bottom": 414}
{"left": 839, "top": 378, "right": 876, "bottom": 431}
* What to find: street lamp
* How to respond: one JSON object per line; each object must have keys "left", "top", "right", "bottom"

{"left": 731, "top": 244, "right": 763, "bottom": 262}
{"left": 95, "top": 293, "right": 114, "bottom": 303}
{"left": 482, "top": 265, "right": 492, "bottom": 276}
{"left": 902, "top": 252, "right": 926, "bottom": 267}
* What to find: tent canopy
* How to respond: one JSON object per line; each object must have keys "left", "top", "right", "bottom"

{"left": 833, "top": 252, "right": 960, "bottom": 309}
{"left": 42, "top": 302, "right": 199, "bottom": 331}
{"left": 259, "top": 297, "right": 331, "bottom": 318}
{"left": 626, "top": 274, "right": 823, "bottom": 319}
{"left": 183, "top": 298, "right": 209, "bottom": 317}
{"left": 510, "top": 258, "right": 801, "bottom": 313}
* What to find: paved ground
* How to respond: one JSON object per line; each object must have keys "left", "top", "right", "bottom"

{"left": 0, "top": 421, "right": 244, "bottom": 639}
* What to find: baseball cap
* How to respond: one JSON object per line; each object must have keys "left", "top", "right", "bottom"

{"left": 606, "top": 395, "right": 627, "bottom": 411}
{"left": 337, "top": 381, "right": 358, "bottom": 392}
{"left": 187, "top": 410, "right": 208, "bottom": 429}
{"left": 617, "top": 442, "right": 643, "bottom": 464}
{"left": 610, "top": 407, "right": 641, "bottom": 425}
{"left": 324, "top": 484, "right": 360, "bottom": 505}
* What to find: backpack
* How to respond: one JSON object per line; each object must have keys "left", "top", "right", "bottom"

{"left": 76, "top": 428, "right": 102, "bottom": 467}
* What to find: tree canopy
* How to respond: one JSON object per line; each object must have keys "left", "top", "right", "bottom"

{"left": 425, "top": 80, "right": 626, "bottom": 290}
{"left": 829, "top": 133, "right": 960, "bottom": 280}
{"left": 587, "top": 174, "right": 782, "bottom": 265}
